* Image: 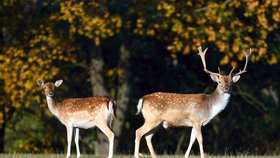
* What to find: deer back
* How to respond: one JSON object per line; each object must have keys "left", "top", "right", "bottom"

{"left": 140, "top": 92, "right": 214, "bottom": 127}
{"left": 57, "top": 97, "right": 111, "bottom": 126}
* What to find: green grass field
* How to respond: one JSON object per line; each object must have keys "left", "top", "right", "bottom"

{"left": 0, "top": 155, "right": 279, "bottom": 158}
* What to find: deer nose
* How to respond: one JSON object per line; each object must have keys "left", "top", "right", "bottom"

{"left": 224, "top": 86, "right": 230, "bottom": 91}
{"left": 48, "top": 92, "right": 54, "bottom": 96}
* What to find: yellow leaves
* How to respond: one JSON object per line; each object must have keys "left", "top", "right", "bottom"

{"left": 107, "top": 69, "right": 115, "bottom": 77}
{"left": 272, "top": 10, "right": 280, "bottom": 22}
{"left": 136, "top": 18, "right": 145, "bottom": 29}
{"left": 147, "top": 29, "right": 155, "bottom": 36}
{"left": 205, "top": 2, "right": 219, "bottom": 21}
{"left": 170, "top": 53, "right": 177, "bottom": 59}
{"left": 0, "top": 48, "right": 36, "bottom": 109}
{"left": 0, "top": 24, "right": 77, "bottom": 110}
{"left": 220, "top": 56, "right": 230, "bottom": 65}
{"left": 52, "top": 0, "right": 122, "bottom": 42}
{"left": 216, "top": 41, "right": 227, "bottom": 52}
{"left": 161, "top": 2, "right": 175, "bottom": 18}
{"left": 258, "top": 47, "right": 267, "bottom": 57}
{"left": 172, "top": 20, "right": 183, "bottom": 34}
{"left": 95, "top": 37, "right": 100, "bottom": 46}
{"left": 230, "top": 61, "right": 238, "bottom": 69}
{"left": 106, "top": 68, "right": 123, "bottom": 77}
{"left": 257, "top": 13, "right": 269, "bottom": 29}
{"left": 244, "top": 36, "right": 254, "bottom": 45}
{"left": 183, "top": 32, "right": 189, "bottom": 39}
{"left": 183, "top": 45, "right": 190, "bottom": 55}
{"left": 167, "top": 37, "right": 184, "bottom": 53}
{"left": 247, "top": 1, "right": 259, "bottom": 11}
{"left": 2, "top": 0, "right": 17, "bottom": 6}
{"left": 17, "top": 139, "right": 39, "bottom": 153}
{"left": 232, "top": 1, "right": 241, "bottom": 8}
{"left": 0, "top": 112, "right": 3, "bottom": 124}
{"left": 267, "top": 53, "right": 277, "bottom": 65}
{"left": 205, "top": 27, "right": 216, "bottom": 42}
{"left": 231, "top": 45, "right": 239, "bottom": 54}
{"left": 185, "top": 15, "right": 192, "bottom": 23}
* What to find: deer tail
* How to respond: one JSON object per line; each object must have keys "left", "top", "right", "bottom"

{"left": 107, "top": 100, "right": 117, "bottom": 128}
{"left": 135, "top": 98, "right": 144, "bottom": 115}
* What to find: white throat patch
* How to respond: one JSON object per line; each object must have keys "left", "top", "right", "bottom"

{"left": 46, "top": 96, "right": 58, "bottom": 116}
{"left": 204, "top": 93, "right": 230, "bottom": 125}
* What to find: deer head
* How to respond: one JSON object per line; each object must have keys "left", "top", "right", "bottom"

{"left": 197, "top": 46, "right": 251, "bottom": 93}
{"left": 37, "top": 80, "right": 63, "bottom": 97}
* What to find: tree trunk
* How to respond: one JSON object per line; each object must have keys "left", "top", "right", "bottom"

{"left": 88, "top": 45, "right": 109, "bottom": 155}
{"left": 0, "top": 122, "right": 5, "bottom": 153}
{"left": 0, "top": 32, "right": 5, "bottom": 153}
{"left": 113, "top": 41, "right": 131, "bottom": 150}
{"left": 89, "top": 45, "right": 108, "bottom": 97}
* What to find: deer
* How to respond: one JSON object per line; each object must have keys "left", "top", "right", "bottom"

{"left": 37, "top": 79, "right": 117, "bottom": 158}
{"left": 134, "top": 46, "right": 251, "bottom": 158}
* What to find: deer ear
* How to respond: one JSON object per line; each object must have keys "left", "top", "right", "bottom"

{"left": 210, "top": 74, "right": 219, "bottom": 82}
{"left": 55, "top": 80, "right": 63, "bottom": 87}
{"left": 232, "top": 75, "right": 240, "bottom": 83}
{"left": 37, "top": 80, "right": 44, "bottom": 87}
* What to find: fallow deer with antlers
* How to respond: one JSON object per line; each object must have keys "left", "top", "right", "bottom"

{"left": 37, "top": 80, "right": 117, "bottom": 158}
{"left": 134, "top": 46, "right": 251, "bottom": 158}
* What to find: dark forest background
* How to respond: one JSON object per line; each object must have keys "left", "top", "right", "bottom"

{"left": 0, "top": 0, "right": 279, "bottom": 155}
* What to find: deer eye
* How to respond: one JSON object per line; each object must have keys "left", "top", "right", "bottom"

{"left": 43, "top": 86, "right": 47, "bottom": 89}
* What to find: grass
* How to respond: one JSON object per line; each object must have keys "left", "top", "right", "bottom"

{"left": 0, "top": 154, "right": 279, "bottom": 158}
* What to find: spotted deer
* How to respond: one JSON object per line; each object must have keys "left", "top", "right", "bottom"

{"left": 134, "top": 46, "right": 251, "bottom": 158}
{"left": 37, "top": 80, "right": 116, "bottom": 158}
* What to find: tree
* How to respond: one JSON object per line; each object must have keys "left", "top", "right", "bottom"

{"left": 131, "top": 0, "right": 279, "bottom": 65}
{"left": 50, "top": 0, "right": 122, "bottom": 154}
{"left": 121, "top": 0, "right": 280, "bottom": 154}
{"left": 0, "top": 0, "right": 279, "bottom": 155}
{"left": 0, "top": 0, "right": 77, "bottom": 152}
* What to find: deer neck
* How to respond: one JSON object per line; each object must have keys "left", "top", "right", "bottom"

{"left": 205, "top": 86, "right": 231, "bottom": 124}
{"left": 46, "top": 96, "right": 59, "bottom": 116}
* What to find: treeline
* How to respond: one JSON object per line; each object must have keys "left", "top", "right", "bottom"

{"left": 0, "top": 0, "right": 279, "bottom": 155}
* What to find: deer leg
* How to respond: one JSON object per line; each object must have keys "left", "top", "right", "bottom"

{"left": 96, "top": 123, "right": 114, "bottom": 158}
{"left": 65, "top": 124, "right": 73, "bottom": 158}
{"left": 74, "top": 128, "right": 81, "bottom": 158}
{"left": 184, "top": 128, "right": 196, "bottom": 158}
{"left": 134, "top": 121, "right": 160, "bottom": 158}
{"left": 194, "top": 125, "right": 205, "bottom": 158}
{"left": 145, "top": 133, "right": 156, "bottom": 158}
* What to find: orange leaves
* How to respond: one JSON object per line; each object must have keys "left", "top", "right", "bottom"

{"left": 160, "top": 0, "right": 279, "bottom": 65}
{"left": 267, "top": 54, "right": 277, "bottom": 65}
{"left": 272, "top": 10, "right": 280, "bottom": 22}
{"left": 3, "top": 1, "right": 280, "bottom": 72}
{"left": 52, "top": 0, "right": 121, "bottom": 44}
{"left": 1, "top": 48, "right": 43, "bottom": 109}
{"left": 0, "top": 1, "right": 278, "bottom": 114}
{"left": 1, "top": 0, "right": 124, "bottom": 112}
{"left": 0, "top": 24, "right": 77, "bottom": 110}
{"left": 0, "top": 112, "right": 3, "bottom": 125}
{"left": 247, "top": 1, "right": 259, "bottom": 11}
{"left": 162, "top": 2, "right": 175, "bottom": 18}
{"left": 171, "top": 20, "right": 183, "bottom": 34}
{"left": 157, "top": 1, "right": 176, "bottom": 18}
{"left": 257, "top": 13, "right": 269, "bottom": 29}
{"left": 205, "top": 27, "right": 216, "bottom": 42}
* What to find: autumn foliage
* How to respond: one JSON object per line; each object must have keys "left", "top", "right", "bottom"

{"left": 132, "top": 0, "right": 279, "bottom": 66}
{"left": 0, "top": 0, "right": 279, "bottom": 154}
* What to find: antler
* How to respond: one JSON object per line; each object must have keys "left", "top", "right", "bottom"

{"left": 228, "top": 67, "right": 235, "bottom": 76}
{"left": 232, "top": 48, "right": 251, "bottom": 76}
{"left": 197, "top": 46, "right": 219, "bottom": 76}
